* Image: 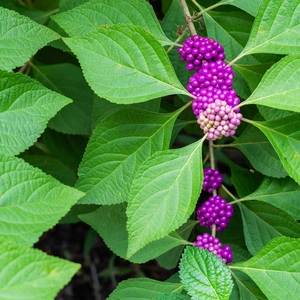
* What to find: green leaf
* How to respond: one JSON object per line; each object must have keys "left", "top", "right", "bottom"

{"left": 52, "top": 0, "right": 170, "bottom": 44}
{"left": 63, "top": 24, "right": 189, "bottom": 104}
{"left": 79, "top": 203, "right": 189, "bottom": 264}
{"left": 32, "top": 63, "right": 94, "bottom": 135}
{"left": 126, "top": 138, "right": 204, "bottom": 258}
{"left": 239, "top": 201, "right": 300, "bottom": 255}
{"left": 59, "top": 0, "right": 90, "bottom": 12}
{"left": 0, "top": 7, "right": 59, "bottom": 71}
{"left": 241, "top": 177, "right": 300, "bottom": 219}
{"left": 257, "top": 106, "right": 295, "bottom": 121}
{"left": 236, "top": 0, "right": 300, "bottom": 60}
{"left": 0, "top": 70, "right": 71, "bottom": 156}
{"left": 247, "top": 115, "right": 300, "bottom": 184}
{"left": 222, "top": 0, "right": 261, "bottom": 17}
{"left": 107, "top": 278, "right": 183, "bottom": 300}
{"left": 231, "top": 237, "right": 300, "bottom": 300}
{"left": 231, "top": 124, "right": 287, "bottom": 178}
{"left": 231, "top": 270, "right": 267, "bottom": 300}
{"left": 155, "top": 294, "right": 191, "bottom": 300}
{"left": 179, "top": 246, "right": 233, "bottom": 300}
{"left": 76, "top": 108, "right": 179, "bottom": 205}
{"left": 241, "top": 55, "right": 300, "bottom": 112}
{"left": 0, "top": 154, "right": 84, "bottom": 246}
{"left": 229, "top": 245, "right": 252, "bottom": 263}
{"left": 0, "top": 237, "right": 80, "bottom": 300}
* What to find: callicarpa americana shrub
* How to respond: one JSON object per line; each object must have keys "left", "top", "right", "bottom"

{"left": 1, "top": 0, "right": 300, "bottom": 299}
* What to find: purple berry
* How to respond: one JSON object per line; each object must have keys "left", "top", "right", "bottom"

{"left": 202, "top": 168, "right": 223, "bottom": 193}
{"left": 197, "top": 195, "right": 234, "bottom": 232}
{"left": 194, "top": 234, "right": 233, "bottom": 263}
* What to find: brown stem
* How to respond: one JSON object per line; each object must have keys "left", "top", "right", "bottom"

{"left": 180, "top": 0, "right": 197, "bottom": 35}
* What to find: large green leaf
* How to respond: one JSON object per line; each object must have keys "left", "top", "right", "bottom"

{"left": 221, "top": 0, "right": 261, "bottom": 17}
{"left": 231, "top": 237, "right": 300, "bottom": 299}
{"left": 239, "top": 201, "right": 300, "bottom": 255}
{"left": 234, "top": 0, "right": 300, "bottom": 61}
{"left": 32, "top": 63, "right": 94, "bottom": 135}
{"left": 76, "top": 108, "right": 179, "bottom": 205}
{"left": 63, "top": 24, "right": 189, "bottom": 104}
{"left": 52, "top": 0, "right": 170, "bottom": 44}
{"left": 246, "top": 115, "right": 300, "bottom": 184}
{"left": 107, "top": 278, "right": 183, "bottom": 300}
{"left": 240, "top": 177, "right": 300, "bottom": 219}
{"left": 126, "top": 137, "right": 204, "bottom": 258}
{"left": 0, "top": 237, "right": 80, "bottom": 300}
{"left": 179, "top": 246, "right": 233, "bottom": 300}
{"left": 258, "top": 106, "right": 296, "bottom": 121}
{"left": 0, "top": 7, "right": 59, "bottom": 71}
{"left": 231, "top": 124, "right": 287, "bottom": 178}
{"left": 0, "top": 70, "right": 71, "bottom": 156}
{"left": 0, "top": 154, "right": 84, "bottom": 246}
{"left": 79, "top": 203, "right": 190, "bottom": 263}
{"left": 241, "top": 55, "right": 300, "bottom": 111}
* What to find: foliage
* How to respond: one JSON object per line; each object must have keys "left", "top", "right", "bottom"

{"left": 1, "top": 0, "right": 300, "bottom": 298}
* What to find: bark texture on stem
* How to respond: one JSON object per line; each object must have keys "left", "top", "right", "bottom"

{"left": 180, "top": 0, "right": 197, "bottom": 35}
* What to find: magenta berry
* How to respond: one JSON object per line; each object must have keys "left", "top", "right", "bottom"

{"left": 178, "top": 35, "right": 225, "bottom": 71}
{"left": 197, "top": 100, "right": 243, "bottom": 140}
{"left": 194, "top": 233, "right": 233, "bottom": 263}
{"left": 196, "top": 195, "right": 234, "bottom": 232}
{"left": 203, "top": 168, "right": 223, "bottom": 193}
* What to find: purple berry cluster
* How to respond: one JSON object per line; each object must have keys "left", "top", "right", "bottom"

{"left": 178, "top": 34, "right": 242, "bottom": 140}
{"left": 203, "top": 168, "right": 223, "bottom": 193}
{"left": 197, "top": 100, "right": 243, "bottom": 141}
{"left": 194, "top": 233, "right": 233, "bottom": 263}
{"left": 178, "top": 35, "right": 225, "bottom": 71}
{"left": 196, "top": 195, "right": 234, "bottom": 232}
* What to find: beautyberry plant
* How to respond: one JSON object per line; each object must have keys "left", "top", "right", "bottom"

{"left": 1, "top": 0, "right": 300, "bottom": 299}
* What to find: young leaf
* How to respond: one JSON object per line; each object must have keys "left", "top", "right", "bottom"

{"left": 241, "top": 177, "right": 300, "bottom": 219}
{"left": 231, "top": 237, "right": 300, "bottom": 300}
{"left": 239, "top": 201, "right": 300, "bottom": 255}
{"left": 63, "top": 24, "right": 189, "bottom": 104}
{"left": 52, "top": 0, "right": 170, "bottom": 44}
{"left": 76, "top": 108, "right": 180, "bottom": 205}
{"left": 32, "top": 63, "right": 94, "bottom": 135}
{"left": 0, "top": 7, "right": 59, "bottom": 71}
{"left": 126, "top": 137, "right": 204, "bottom": 258}
{"left": 0, "top": 70, "right": 71, "bottom": 156}
{"left": 241, "top": 55, "right": 300, "bottom": 112}
{"left": 0, "top": 237, "right": 80, "bottom": 300}
{"left": 246, "top": 115, "right": 300, "bottom": 184}
{"left": 231, "top": 269, "right": 267, "bottom": 300}
{"left": 179, "top": 246, "right": 233, "bottom": 300}
{"left": 235, "top": 0, "right": 300, "bottom": 60}
{"left": 79, "top": 203, "right": 189, "bottom": 264}
{"left": 107, "top": 278, "right": 183, "bottom": 300}
{"left": 231, "top": 124, "right": 287, "bottom": 178}
{"left": 0, "top": 154, "right": 85, "bottom": 246}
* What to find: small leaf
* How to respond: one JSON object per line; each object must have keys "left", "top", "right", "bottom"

{"left": 222, "top": 0, "right": 261, "bottom": 17}
{"left": 0, "top": 154, "right": 85, "bottom": 246}
{"left": 52, "top": 0, "right": 170, "bottom": 44}
{"left": 236, "top": 0, "right": 300, "bottom": 59}
{"left": 179, "top": 246, "right": 233, "bottom": 300}
{"left": 32, "top": 63, "right": 94, "bottom": 135}
{"left": 247, "top": 115, "right": 300, "bottom": 184}
{"left": 79, "top": 203, "right": 189, "bottom": 264}
{"left": 0, "top": 7, "right": 59, "bottom": 71}
{"left": 0, "top": 70, "right": 71, "bottom": 156}
{"left": 239, "top": 201, "right": 300, "bottom": 255}
{"left": 231, "top": 124, "right": 287, "bottom": 178}
{"left": 231, "top": 237, "right": 300, "bottom": 300}
{"left": 107, "top": 278, "right": 183, "bottom": 300}
{"left": 126, "top": 138, "right": 204, "bottom": 258}
{"left": 241, "top": 55, "right": 300, "bottom": 112}
{"left": 0, "top": 237, "right": 80, "bottom": 300}
{"left": 76, "top": 108, "right": 179, "bottom": 205}
{"left": 241, "top": 177, "right": 300, "bottom": 219}
{"left": 63, "top": 24, "right": 189, "bottom": 104}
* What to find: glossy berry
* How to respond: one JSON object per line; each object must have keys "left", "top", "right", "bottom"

{"left": 178, "top": 35, "right": 225, "bottom": 71}
{"left": 194, "top": 233, "right": 233, "bottom": 263}
{"left": 197, "top": 100, "right": 243, "bottom": 140}
{"left": 196, "top": 195, "right": 234, "bottom": 232}
{"left": 203, "top": 168, "right": 223, "bottom": 193}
